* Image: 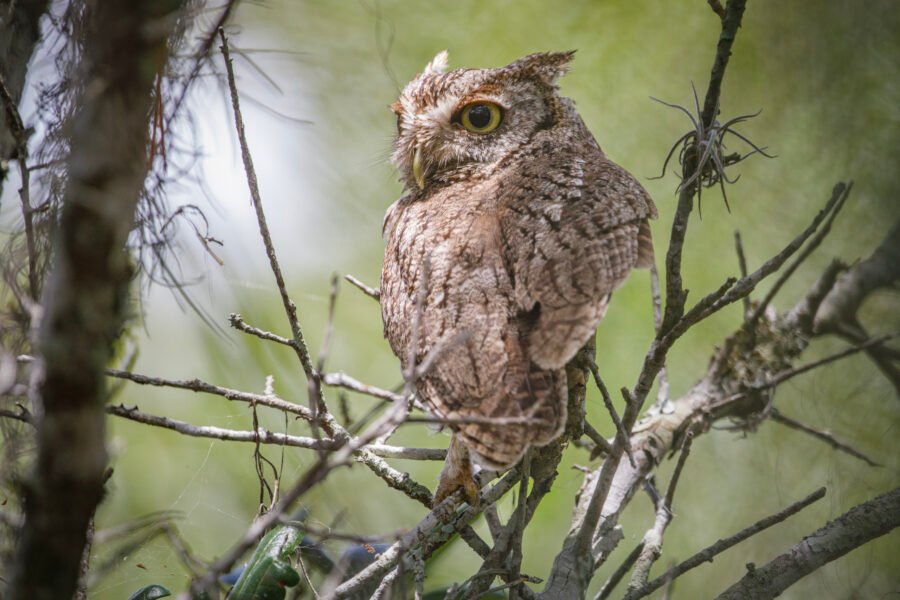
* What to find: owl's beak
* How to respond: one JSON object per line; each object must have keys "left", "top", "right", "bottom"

{"left": 412, "top": 146, "right": 425, "bottom": 189}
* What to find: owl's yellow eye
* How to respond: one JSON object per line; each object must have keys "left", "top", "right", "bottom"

{"left": 459, "top": 102, "right": 502, "bottom": 133}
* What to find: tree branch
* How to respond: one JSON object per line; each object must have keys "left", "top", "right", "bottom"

{"left": 623, "top": 487, "right": 826, "bottom": 600}
{"left": 715, "top": 486, "right": 900, "bottom": 599}
{"left": 219, "top": 27, "right": 316, "bottom": 381}
{"left": 769, "top": 409, "right": 881, "bottom": 468}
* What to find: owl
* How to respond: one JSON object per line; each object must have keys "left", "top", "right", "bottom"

{"left": 380, "top": 51, "right": 656, "bottom": 503}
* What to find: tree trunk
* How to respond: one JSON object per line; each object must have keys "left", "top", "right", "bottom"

{"left": 8, "top": 2, "right": 183, "bottom": 599}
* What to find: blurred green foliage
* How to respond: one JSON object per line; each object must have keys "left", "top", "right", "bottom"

{"left": 97, "top": 1, "right": 899, "bottom": 598}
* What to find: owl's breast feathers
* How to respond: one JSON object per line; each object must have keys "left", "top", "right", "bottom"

{"left": 380, "top": 145, "right": 655, "bottom": 468}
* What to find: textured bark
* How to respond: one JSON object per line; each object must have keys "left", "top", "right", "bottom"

{"left": 715, "top": 486, "right": 900, "bottom": 600}
{"left": 8, "top": 2, "right": 183, "bottom": 599}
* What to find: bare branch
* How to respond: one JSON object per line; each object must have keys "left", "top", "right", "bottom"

{"left": 814, "top": 219, "right": 900, "bottom": 334}
{"left": 219, "top": 27, "right": 316, "bottom": 381}
{"left": 330, "top": 469, "right": 521, "bottom": 599}
{"left": 626, "top": 432, "right": 695, "bottom": 592}
{"left": 660, "top": 0, "right": 747, "bottom": 334}
{"left": 707, "top": 0, "right": 727, "bottom": 19}
{"left": 583, "top": 420, "right": 614, "bottom": 457}
{"left": 322, "top": 371, "right": 407, "bottom": 404}
{"left": 770, "top": 409, "right": 881, "bottom": 468}
{"left": 587, "top": 360, "right": 634, "bottom": 466}
{"left": 596, "top": 542, "right": 644, "bottom": 600}
{"left": 229, "top": 313, "right": 297, "bottom": 349}
{"left": 746, "top": 180, "right": 851, "bottom": 329}
{"left": 317, "top": 274, "right": 340, "bottom": 374}
{"left": 678, "top": 182, "right": 850, "bottom": 340}
{"left": 623, "top": 487, "right": 826, "bottom": 600}
{"left": 103, "top": 365, "right": 315, "bottom": 420}
{"left": 345, "top": 274, "right": 381, "bottom": 300}
{"left": 107, "top": 404, "right": 338, "bottom": 450}
{"left": 364, "top": 445, "right": 445, "bottom": 461}
{"left": 763, "top": 331, "right": 898, "bottom": 389}
{"left": 733, "top": 230, "right": 750, "bottom": 317}
{"left": 663, "top": 432, "right": 694, "bottom": 510}
{"left": 649, "top": 264, "right": 670, "bottom": 409}
{"left": 715, "top": 486, "right": 900, "bottom": 599}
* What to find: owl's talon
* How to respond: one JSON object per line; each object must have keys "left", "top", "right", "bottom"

{"left": 433, "top": 433, "right": 480, "bottom": 508}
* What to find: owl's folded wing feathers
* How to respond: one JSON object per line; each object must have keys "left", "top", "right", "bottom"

{"left": 500, "top": 151, "right": 657, "bottom": 370}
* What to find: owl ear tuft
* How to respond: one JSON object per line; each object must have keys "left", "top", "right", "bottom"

{"left": 507, "top": 51, "right": 576, "bottom": 86}
{"left": 423, "top": 50, "right": 449, "bottom": 75}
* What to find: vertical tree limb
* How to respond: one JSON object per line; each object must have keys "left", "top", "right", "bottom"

{"left": 8, "top": 3, "right": 184, "bottom": 599}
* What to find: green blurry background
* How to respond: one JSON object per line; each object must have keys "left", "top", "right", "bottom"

{"left": 94, "top": 1, "right": 898, "bottom": 598}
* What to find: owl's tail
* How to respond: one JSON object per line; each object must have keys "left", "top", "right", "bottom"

{"left": 456, "top": 365, "right": 567, "bottom": 470}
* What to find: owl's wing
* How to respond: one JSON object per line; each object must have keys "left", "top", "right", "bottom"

{"left": 501, "top": 150, "right": 657, "bottom": 369}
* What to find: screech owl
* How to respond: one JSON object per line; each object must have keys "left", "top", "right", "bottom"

{"left": 380, "top": 51, "right": 656, "bottom": 503}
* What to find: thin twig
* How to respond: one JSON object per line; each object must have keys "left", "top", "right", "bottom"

{"left": 104, "top": 366, "right": 314, "bottom": 420}
{"left": 595, "top": 543, "right": 644, "bottom": 600}
{"left": 770, "top": 409, "right": 881, "bottom": 468}
{"left": 763, "top": 331, "right": 899, "bottom": 389}
{"left": 622, "top": 487, "right": 826, "bottom": 600}
{"left": 587, "top": 361, "right": 635, "bottom": 467}
{"left": 0, "top": 408, "right": 32, "bottom": 425}
{"left": 733, "top": 230, "right": 750, "bottom": 318}
{"left": 712, "top": 331, "right": 900, "bottom": 410}
{"left": 650, "top": 264, "right": 670, "bottom": 409}
{"left": 664, "top": 432, "right": 694, "bottom": 510}
{"left": 345, "top": 274, "right": 380, "bottom": 300}
{"left": 707, "top": 0, "right": 726, "bottom": 18}
{"left": 317, "top": 274, "right": 340, "bottom": 373}
{"left": 107, "top": 404, "right": 337, "bottom": 450}
{"left": 219, "top": 28, "right": 316, "bottom": 380}
{"left": 746, "top": 181, "right": 852, "bottom": 329}
{"left": 332, "top": 469, "right": 522, "bottom": 599}
{"left": 229, "top": 313, "right": 296, "bottom": 349}
{"left": 678, "top": 182, "right": 850, "bottom": 351}
{"left": 583, "top": 421, "right": 614, "bottom": 457}
{"left": 322, "top": 371, "right": 407, "bottom": 404}
{"left": 508, "top": 452, "right": 531, "bottom": 600}
{"left": 715, "top": 486, "right": 900, "bottom": 599}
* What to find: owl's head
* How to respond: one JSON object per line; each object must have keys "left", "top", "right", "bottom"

{"left": 391, "top": 51, "right": 576, "bottom": 192}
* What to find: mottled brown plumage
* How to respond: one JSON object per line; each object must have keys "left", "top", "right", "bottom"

{"left": 380, "top": 51, "right": 656, "bottom": 499}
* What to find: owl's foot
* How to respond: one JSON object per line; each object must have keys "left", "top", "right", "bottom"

{"left": 433, "top": 433, "right": 480, "bottom": 507}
